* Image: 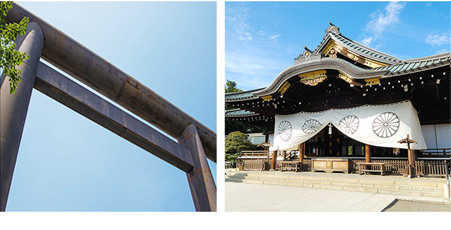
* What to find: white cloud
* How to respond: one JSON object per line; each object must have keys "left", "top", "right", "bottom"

{"left": 425, "top": 33, "right": 450, "bottom": 46}
{"left": 434, "top": 48, "right": 450, "bottom": 54}
{"left": 225, "top": 4, "right": 287, "bottom": 89}
{"left": 360, "top": 37, "right": 373, "bottom": 46}
{"left": 361, "top": 2, "right": 406, "bottom": 47}
{"left": 367, "top": 2, "right": 405, "bottom": 38}
{"left": 226, "top": 6, "right": 253, "bottom": 41}
{"left": 270, "top": 34, "right": 281, "bottom": 40}
{"left": 225, "top": 50, "right": 287, "bottom": 89}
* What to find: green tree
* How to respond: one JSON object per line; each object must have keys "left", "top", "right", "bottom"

{"left": 225, "top": 79, "right": 242, "bottom": 110}
{"left": 225, "top": 131, "right": 255, "bottom": 164}
{"left": 1, "top": 1, "right": 30, "bottom": 94}
{"left": 225, "top": 79, "right": 242, "bottom": 93}
{"left": 225, "top": 119, "right": 266, "bottom": 135}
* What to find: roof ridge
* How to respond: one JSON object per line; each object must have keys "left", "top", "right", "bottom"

{"left": 225, "top": 87, "right": 265, "bottom": 95}
{"left": 371, "top": 52, "right": 450, "bottom": 74}
{"left": 311, "top": 23, "right": 403, "bottom": 65}
{"left": 404, "top": 52, "right": 450, "bottom": 62}
{"left": 332, "top": 32, "right": 404, "bottom": 63}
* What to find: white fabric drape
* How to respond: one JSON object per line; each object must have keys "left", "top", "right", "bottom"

{"left": 274, "top": 101, "right": 426, "bottom": 150}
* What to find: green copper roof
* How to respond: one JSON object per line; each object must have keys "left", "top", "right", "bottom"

{"left": 330, "top": 33, "right": 403, "bottom": 64}
{"left": 225, "top": 88, "right": 264, "bottom": 101}
{"left": 225, "top": 109, "right": 257, "bottom": 117}
{"left": 373, "top": 52, "right": 449, "bottom": 75}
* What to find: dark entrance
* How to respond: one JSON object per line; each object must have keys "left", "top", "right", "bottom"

{"left": 305, "top": 126, "right": 407, "bottom": 157}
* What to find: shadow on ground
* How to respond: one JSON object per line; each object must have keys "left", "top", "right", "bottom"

{"left": 382, "top": 199, "right": 451, "bottom": 212}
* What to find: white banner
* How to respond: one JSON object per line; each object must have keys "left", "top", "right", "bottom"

{"left": 274, "top": 101, "right": 426, "bottom": 150}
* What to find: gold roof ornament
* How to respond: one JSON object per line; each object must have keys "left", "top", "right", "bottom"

{"left": 303, "top": 45, "right": 312, "bottom": 57}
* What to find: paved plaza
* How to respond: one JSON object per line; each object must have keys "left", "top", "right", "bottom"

{"left": 225, "top": 181, "right": 451, "bottom": 212}
{"left": 383, "top": 200, "right": 451, "bottom": 212}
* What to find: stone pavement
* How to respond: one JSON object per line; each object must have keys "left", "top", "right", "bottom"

{"left": 225, "top": 181, "right": 451, "bottom": 212}
{"left": 383, "top": 200, "right": 451, "bottom": 212}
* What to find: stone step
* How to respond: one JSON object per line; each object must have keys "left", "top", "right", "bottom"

{"left": 225, "top": 173, "right": 446, "bottom": 198}
{"left": 226, "top": 177, "right": 438, "bottom": 195}
{"left": 226, "top": 174, "right": 443, "bottom": 190}
{"left": 227, "top": 178, "right": 445, "bottom": 198}
{"left": 227, "top": 178, "right": 442, "bottom": 194}
{"left": 226, "top": 172, "right": 444, "bottom": 187}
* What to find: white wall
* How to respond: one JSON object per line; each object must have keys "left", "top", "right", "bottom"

{"left": 421, "top": 124, "right": 451, "bottom": 151}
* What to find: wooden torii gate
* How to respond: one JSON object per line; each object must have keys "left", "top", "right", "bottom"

{"left": 0, "top": 2, "right": 216, "bottom": 211}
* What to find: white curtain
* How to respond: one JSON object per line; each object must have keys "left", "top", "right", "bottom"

{"left": 274, "top": 101, "right": 426, "bottom": 150}
{"left": 422, "top": 124, "right": 451, "bottom": 149}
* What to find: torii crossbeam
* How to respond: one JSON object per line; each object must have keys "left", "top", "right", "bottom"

{"left": 1, "top": 2, "right": 216, "bottom": 211}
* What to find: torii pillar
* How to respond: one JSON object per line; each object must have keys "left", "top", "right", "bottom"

{"left": 178, "top": 124, "right": 216, "bottom": 211}
{"left": 0, "top": 22, "right": 44, "bottom": 211}
{"left": 398, "top": 134, "right": 417, "bottom": 178}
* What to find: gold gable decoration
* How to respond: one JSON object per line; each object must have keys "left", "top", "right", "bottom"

{"left": 299, "top": 70, "right": 327, "bottom": 86}
{"left": 338, "top": 71, "right": 354, "bottom": 84}
{"left": 278, "top": 82, "right": 291, "bottom": 94}
{"left": 322, "top": 40, "right": 344, "bottom": 57}
{"left": 321, "top": 40, "right": 389, "bottom": 68}
{"left": 262, "top": 95, "right": 273, "bottom": 101}
{"left": 364, "top": 77, "right": 381, "bottom": 86}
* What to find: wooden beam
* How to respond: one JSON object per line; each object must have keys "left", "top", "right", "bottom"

{"left": 7, "top": 2, "right": 216, "bottom": 163}
{"left": 34, "top": 62, "right": 194, "bottom": 173}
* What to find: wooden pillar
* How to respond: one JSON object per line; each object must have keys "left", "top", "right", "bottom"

{"left": 407, "top": 149, "right": 415, "bottom": 166}
{"left": 265, "top": 141, "right": 270, "bottom": 166}
{"left": 265, "top": 147, "right": 269, "bottom": 163}
{"left": 398, "top": 134, "right": 417, "bottom": 178}
{"left": 0, "top": 23, "right": 43, "bottom": 211}
{"left": 271, "top": 151, "right": 277, "bottom": 170}
{"left": 178, "top": 124, "right": 216, "bottom": 212}
{"left": 407, "top": 149, "right": 416, "bottom": 177}
{"left": 365, "top": 145, "right": 371, "bottom": 163}
{"left": 299, "top": 143, "right": 305, "bottom": 162}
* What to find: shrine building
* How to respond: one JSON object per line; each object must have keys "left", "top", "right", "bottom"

{"left": 225, "top": 23, "right": 450, "bottom": 177}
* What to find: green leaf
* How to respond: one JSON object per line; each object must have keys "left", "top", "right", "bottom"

{"left": 1, "top": 1, "right": 29, "bottom": 94}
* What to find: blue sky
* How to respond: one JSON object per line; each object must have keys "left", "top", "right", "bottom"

{"left": 225, "top": 1, "right": 450, "bottom": 91}
{"left": 6, "top": 2, "right": 216, "bottom": 212}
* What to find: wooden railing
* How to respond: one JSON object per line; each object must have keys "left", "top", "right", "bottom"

{"left": 241, "top": 159, "right": 266, "bottom": 171}
{"left": 238, "top": 150, "right": 269, "bottom": 171}
{"left": 240, "top": 150, "right": 269, "bottom": 158}
{"left": 415, "top": 160, "right": 449, "bottom": 176}
{"left": 238, "top": 152, "right": 449, "bottom": 177}
{"left": 350, "top": 159, "right": 408, "bottom": 175}
{"left": 301, "top": 159, "right": 312, "bottom": 171}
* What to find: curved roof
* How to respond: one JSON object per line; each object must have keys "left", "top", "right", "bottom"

{"left": 225, "top": 109, "right": 258, "bottom": 117}
{"left": 314, "top": 25, "right": 404, "bottom": 65}
{"left": 225, "top": 87, "right": 264, "bottom": 101}
{"left": 254, "top": 56, "right": 386, "bottom": 97}
{"left": 225, "top": 23, "right": 450, "bottom": 103}
{"left": 372, "top": 52, "right": 450, "bottom": 76}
